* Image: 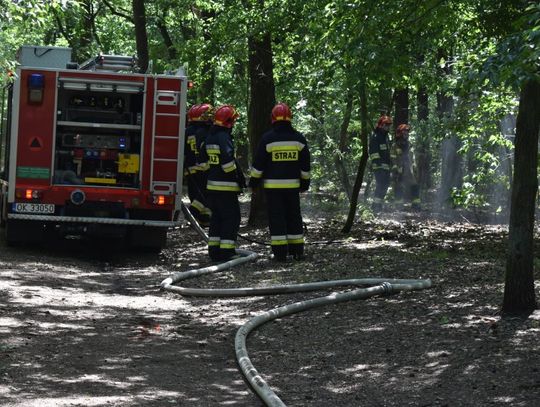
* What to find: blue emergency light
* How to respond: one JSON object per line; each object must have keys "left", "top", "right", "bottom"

{"left": 28, "top": 73, "right": 45, "bottom": 104}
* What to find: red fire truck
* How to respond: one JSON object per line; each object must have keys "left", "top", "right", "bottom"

{"left": 0, "top": 46, "right": 188, "bottom": 251}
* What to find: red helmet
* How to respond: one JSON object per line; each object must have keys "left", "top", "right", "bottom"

{"left": 187, "top": 104, "right": 201, "bottom": 122}
{"left": 376, "top": 115, "right": 393, "bottom": 128}
{"left": 396, "top": 124, "right": 410, "bottom": 138}
{"left": 188, "top": 103, "right": 214, "bottom": 122}
{"left": 214, "top": 105, "right": 239, "bottom": 128}
{"left": 198, "top": 103, "right": 214, "bottom": 122}
{"left": 271, "top": 103, "right": 292, "bottom": 124}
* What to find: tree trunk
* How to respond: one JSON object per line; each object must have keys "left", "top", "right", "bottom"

{"left": 198, "top": 9, "right": 216, "bottom": 103}
{"left": 342, "top": 81, "right": 368, "bottom": 233}
{"left": 335, "top": 89, "right": 354, "bottom": 198}
{"left": 437, "top": 50, "right": 462, "bottom": 206}
{"left": 156, "top": 19, "right": 177, "bottom": 61}
{"left": 247, "top": 33, "right": 276, "bottom": 225}
{"left": 502, "top": 79, "right": 540, "bottom": 315}
{"left": 416, "top": 87, "right": 431, "bottom": 193}
{"left": 78, "top": 0, "right": 94, "bottom": 61}
{"left": 132, "top": 0, "right": 149, "bottom": 73}
{"left": 437, "top": 94, "right": 461, "bottom": 206}
{"left": 393, "top": 87, "right": 409, "bottom": 126}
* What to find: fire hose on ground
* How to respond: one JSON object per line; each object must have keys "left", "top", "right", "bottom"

{"left": 162, "top": 203, "right": 432, "bottom": 406}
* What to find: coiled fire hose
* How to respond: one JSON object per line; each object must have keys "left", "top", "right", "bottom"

{"left": 163, "top": 203, "right": 432, "bottom": 406}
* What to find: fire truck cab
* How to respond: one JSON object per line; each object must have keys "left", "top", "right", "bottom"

{"left": 0, "top": 46, "right": 187, "bottom": 251}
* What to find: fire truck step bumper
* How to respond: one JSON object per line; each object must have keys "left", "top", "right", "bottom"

{"left": 7, "top": 213, "right": 179, "bottom": 227}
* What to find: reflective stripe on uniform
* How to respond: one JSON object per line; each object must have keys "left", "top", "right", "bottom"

{"left": 372, "top": 163, "right": 390, "bottom": 170}
{"left": 373, "top": 197, "right": 383, "bottom": 204}
{"left": 287, "top": 234, "right": 304, "bottom": 244}
{"left": 271, "top": 235, "right": 288, "bottom": 246}
{"left": 222, "top": 160, "right": 237, "bottom": 173}
{"left": 207, "top": 180, "right": 241, "bottom": 192}
{"left": 191, "top": 200, "right": 205, "bottom": 212}
{"left": 266, "top": 141, "right": 305, "bottom": 152}
{"left": 188, "top": 165, "right": 202, "bottom": 174}
{"left": 300, "top": 170, "right": 310, "bottom": 180}
{"left": 263, "top": 178, "right": 300, "bottom": 189}
{"left": 198, "top": 162, "right": 209, "bottom": 171}
{"left": 187, "top": 136, "right": 197, "bottom": 152}
{"left": 250, "top": 167, "right": 263, "bottom": 178}
{"left": 220, "top": 239, "right": 236, "bottom": 249}
{"left": 205, "top": 144, "right": 220, "bottom": 154}
{"left": 370, "top": 152, "right": 381, "bottom": 160}
{"left": 208, "top": 237, "right": 220, "bottom": 246}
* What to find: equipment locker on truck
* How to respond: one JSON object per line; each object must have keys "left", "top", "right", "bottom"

{"left": 0, "top": 46, "right": 188, "bottom": 251}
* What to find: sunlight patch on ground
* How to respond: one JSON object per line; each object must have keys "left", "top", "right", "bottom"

{"left": 357, "top": 326, "right": 386, "bottom": 333}
{"left": 210, "top": 383, "right": 249, "bottom": 396}
{"left": 491, "top": 396, "right": 516, "bottom": 404}
{"left": 0, "top": 392, "right": 183, "bottom": 407}
{"left": 0, "top": 317, "right": 24, "bottom": 329}
{"left": 426, "top": 350, "right": 451, "bottom": 358}
{"left": 340, "top": 363, "right": 386, "bottom": 374}
{"left": 3, "top": 284, "right": 190, "bottom": 313}
{"left": 348, "top": 240, "right": 405, "bottom": 250}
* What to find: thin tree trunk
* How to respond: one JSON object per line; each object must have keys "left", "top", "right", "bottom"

{"left": 342, "top": 81, "right": 368, "bottom": 233}
{"left": 199, "top": 9, "right": 216, "bottom": 103}
{"left": 393, "top": 87, "right": 409, "bottom": 126}
{"left": 335, "top": 89, "right": 354, "bottom": 198}
{"left": 437, "top": 50, "right": 461, "bottom": 206}
{"left": 502, "top": 79, "right": 540, "bottom": 315}
{"left": 437, "top": 96, "right": 461, "bottom": 205}
{"left": 78, "top": 0, "right": 94, "bottom": 60}
{"left": 247, "top": 32, "right": 276, "bottom": 225}
{"left": 416, "top": 87, "right": 431, "bottom": 193}
{"left": 156, "top": 19, "right": 178, "bottom": 61}
{"left": 132, "top": 0, "right": 149, "bottom": 73}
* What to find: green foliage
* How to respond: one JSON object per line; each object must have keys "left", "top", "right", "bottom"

{"left": 0, "top": 0, "right": 536, "bottom": 217}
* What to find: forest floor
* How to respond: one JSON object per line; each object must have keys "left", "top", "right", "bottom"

{"left": 0, "top": 196, "right": 539, "bottom": 406}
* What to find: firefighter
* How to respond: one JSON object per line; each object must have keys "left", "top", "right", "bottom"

{"left": 249, "top": 103, "right": 311, "bottom": 262}
{"left": 391, "top": 124, "right": 421, "bottom": 210}
{"left": 184, "top": 103, "right": 213, "bottom": 226}
{"left": 200, "top": 105, "right": 244, "bottom": 261}
{"left": 369, "top": 115, "right": 393, "bottom": 212}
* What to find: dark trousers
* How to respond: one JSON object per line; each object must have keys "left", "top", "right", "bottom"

{"left": 207, "top": 191, "right": 240, "bottom": 261}
{"left": 394, "top": 177, "right": 420, "bottom": 206}
{"left": 266, "top": 189, "right": 304, "bottom": 259}
{"left": 187, "top": 172, "right": 210, "bottom": 224}
{"left": 373, "top": 169, "right": 390, "bottom": 210}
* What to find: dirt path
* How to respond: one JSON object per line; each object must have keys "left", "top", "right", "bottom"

{"left": 1, "top": 214, "right": 539, "bottom": 406}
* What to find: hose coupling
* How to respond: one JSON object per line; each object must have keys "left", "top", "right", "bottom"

{"left": 381, "top": 281, "right": 393, "bottom": 295}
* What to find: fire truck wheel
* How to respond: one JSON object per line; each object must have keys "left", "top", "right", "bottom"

{"left": 4, "top": 219, "right": 45, "bottom": 246}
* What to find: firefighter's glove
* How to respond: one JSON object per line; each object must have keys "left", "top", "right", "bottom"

{"left": 300, "top": 179, "right": 310, "bottom": 192}
{"left": 248, "top": 177, "right": 261, "bottom": 189}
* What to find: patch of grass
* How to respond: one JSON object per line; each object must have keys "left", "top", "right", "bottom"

{"left": 428, "top": 250, "right": 450, "bottom": 260}
{"left": 439, "top": 315, "right": 450, "bottom": 325}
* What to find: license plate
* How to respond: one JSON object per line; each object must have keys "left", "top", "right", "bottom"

{"left": 13, "top": 203, "right": 55, "bottom": 214}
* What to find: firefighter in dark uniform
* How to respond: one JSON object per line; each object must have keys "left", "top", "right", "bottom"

{"left": 249, "top": 103, "right": 311, "bottom": 261}
{"left": 369, "top": 115, "right": 393, "bottom": 212}
{"left": 184, "top": 103, "right": 213, "bottom": 225}
{"left": 200, "top": 105, "right": 244, "bottom": 261}
{"left": 391, "top": 124, "right": 421, "bottom": 210}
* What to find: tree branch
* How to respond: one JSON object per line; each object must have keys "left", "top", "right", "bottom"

{"left": 102, "top": 0, "right": 133, "bottom": 23}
